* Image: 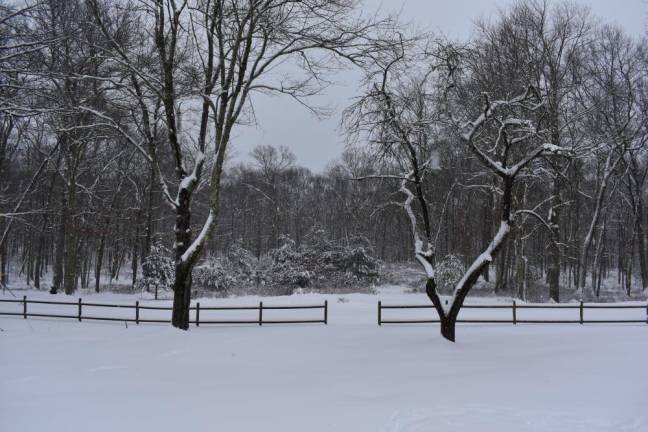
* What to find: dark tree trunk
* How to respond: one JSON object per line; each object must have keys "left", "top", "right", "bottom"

{"left": 171, "top": 191, "right": 193, "bottom": 330}
{"left": 495, "top": 240, "right": 508, "bottom": 293}
{"left": 34, "top": 215, "right": 48, "bottom": 290}
{"left": 131, "top": 208, "right": 142, "bottom": 287}
{"left": 51, "top": 197, "right": 66, "bottom": 294}
{"left": 515, "top": 235, "right": 526, "bottom": 300}
{"left": 425, "top": 279, "right": 456, "bottom": 342}
{"left": 95, "top": 226, "right": 107, "bottom": 293}
{"left": 547, "top": 180, "right": 561, "bottom": 302}
{"left": 0, "top": 241, "right": 7, "bottom": 287}
{"left": 481, "top": 190, "right": 493, "bottom": 282}
{"left": 635, "top": 206, "right": 648, "bottom": 291}
{"left": 440, "top": 316, "right": 456, "bottom": 342}
{"left": 63, "top": 184, "right": 78, "bottom": 295}
{"left": 143, "top": 165, "right": 155, "bottom": 260}
{"left": 171, "top": 260, "right": 192, "bottom": 329}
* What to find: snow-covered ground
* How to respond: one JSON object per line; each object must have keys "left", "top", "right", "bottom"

{"left": 1, "top": 287, "right": 647, "bottom": 432}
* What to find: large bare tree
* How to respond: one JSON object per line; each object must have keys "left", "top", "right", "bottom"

{"left": 86, "top": 0, "right": 395, "bottom": 329}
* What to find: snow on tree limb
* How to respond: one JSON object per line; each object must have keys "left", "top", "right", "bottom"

{"left": 180, "top": 211, "right": 214, "bottom": 264}
{"left": 399, "top": 174, "right": 435, "bottom": 279}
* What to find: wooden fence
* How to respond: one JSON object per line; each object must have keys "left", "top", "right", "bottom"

{"left": 377, "top": 300, "right": 648, "bottom": 325}
{"left": 0, "top": 296, "right": 328, "bottom": 326}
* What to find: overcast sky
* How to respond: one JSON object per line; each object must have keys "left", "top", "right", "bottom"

{"left": 230, "top": 0, "right": 648, "bottom": 172}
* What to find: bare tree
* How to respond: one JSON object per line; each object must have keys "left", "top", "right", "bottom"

{"left": 86, "top": 0, "right": 396, "bottom": 329}
{"left": 346, "top": 39, "right": 572, "bottom": 341}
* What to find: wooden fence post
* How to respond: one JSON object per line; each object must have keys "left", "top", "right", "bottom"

{"left": 324, "top": 300, "right": 328, "bottom": 325}
{"left": 135, "top": 301, "right": 139, "bottom": 324}
{"left": 378, "top": 301, "right": 381, "bottom": 326}
{"left": 512, "top": 300, "right": 517, "bottom": 325}
{"left": 259, "top": 301, "right": 263, "bottom": 326}
{"left": 23, "top": 295, "right": 27, "bottom": 319}
{"left": 78, "top": 298, "right": 82, "bottom": 322}
{"left": 196, "top": 302, "right": 200, "bottom": 327}
{"left": 579, "top": 301, "right": 584, "bottom": 324}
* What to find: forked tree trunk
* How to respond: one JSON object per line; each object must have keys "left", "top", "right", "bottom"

{"left": 425, "top": 279, "right": 457, "bottom": 342}
{"left": 425, "top": 179, "right": 514, "bottom": 343}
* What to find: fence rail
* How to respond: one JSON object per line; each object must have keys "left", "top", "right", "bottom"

{"left": 0, "top": 296, "right": 328, "bottom": 326}
{"left": 377, "top": 300, "right": 648, "bottom": 325}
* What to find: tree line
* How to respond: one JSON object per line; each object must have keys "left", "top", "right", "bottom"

{"left": 1, "top": 0, "right": 646, "bottom": 338}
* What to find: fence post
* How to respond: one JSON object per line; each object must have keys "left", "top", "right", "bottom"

{"left": 579, "top": 301, "right": 584, "bottom": 324}
{"left": 378, "top": 301, "right": 381, "bottom": 326}
{"left": 324, "top": 300, "right": 328, "bottom": 325}
{"left": 512, "top": 300, "right": 517, "bottom": 325}
{"left": 135, "top": 301, "right": 139, "bottom": 324}
{"left": 78, "top": 298, "right": 82, "bottom": 322}
{"left": 196, "top": 302, "right": 200, "bottom": 327}
{"left": 259, "top": 301, "right": 263, "bottom": 326}
{"left": 23, "top": 295, "right": 27, "bottom": 319}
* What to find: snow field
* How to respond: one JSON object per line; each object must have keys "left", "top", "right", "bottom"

{"left": 1, "top": 288, "right": 647, "bottom": 432}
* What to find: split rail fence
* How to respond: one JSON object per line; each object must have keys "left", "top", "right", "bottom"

{"left": 0, "top": 296, "right": 327, "bottom": 326}
{"left": 377, "top": 300, "right": 648, "bottom": 325}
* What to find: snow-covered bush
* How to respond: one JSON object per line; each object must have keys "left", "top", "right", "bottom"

{"left": 193, "top": 257, "right": 237, "bottom": 296}
{"left": 225, "top": 241, "right": 256, "bottom": 277}
{"left": 193, "top": 241, "right": 256, "bottom": 297}
{"left": 263, "top": 230, "right": 380, "bottom": 292}
{"left": 435, "top": 254, "right": 464, "bottom": 294}
{"left": 265, "top": 236, "right": 314, "bottom": 289}
{"left": 136, "top": 241, "right": 174, "bottom": 298}
{"left": 191, "top": 233, "right": 380, "bottom": 297}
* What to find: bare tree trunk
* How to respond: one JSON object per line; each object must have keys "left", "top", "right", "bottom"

{"left": 131, "top": 208, "right": 142, "bottom": 287}
{"left": 0, "top": 241, "right": 7, "bottom": 287}
{"left": 51, "top": 195, "right": 66, "bottom": 294}
{"left": 171, "top": 193, "right": 193, "bottom": 329}
{"left": 481, "top": 191, "right": 493, "bottom": 282}
{"left": 63, "top": 183, "right": 78, "bottom": 295}
{"left": 95, "top": 224, "right": 107, "bottom": 293}
{"left": 515, "top": 234, "right": 526, "bottom": 300}
{"left": 547, "top": 180, "right": 561, "bottom": 302}
{"left": 591, "top": 222, "right": 605, "bottom": 297}
{"left": 495, "top": 240, "right": 507, "bottom": 293}
{"left": 427, "top": 177, "right": 515, "bottom": 342}
{"left": 143, "top": 166, "right": 155, "bottom": 260}
{"left": 634, "top": 203, "right": 648, "bottom": 291}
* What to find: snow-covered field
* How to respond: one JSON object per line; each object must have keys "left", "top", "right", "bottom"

{"left": 1, "top": 287, "right": 647, "bottom": 432}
